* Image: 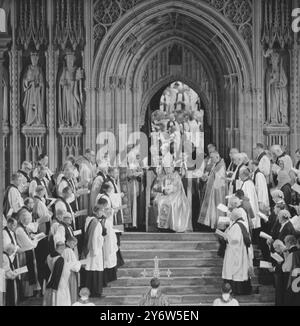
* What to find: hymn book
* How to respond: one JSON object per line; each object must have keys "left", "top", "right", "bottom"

{"left": 260, "top": 261, "right": 273, "bottom": 269}
{"left": 74, "top": 230, "right": 82, "bottom": 236}
{"left": 15, "top": 266, "right": 28, "bottom": 275}
{"left": 258, "top": 212, "right": 268, "bottom": 222}
{"left": 292, "top": 183, "right": 300, "bottom": 195}
{"left": 34, "top": 233, "right": 47, "bottom": 242}
{"left": 217, "top": 204, "right": 229, "bottom": 213}
{"left": 259, "top": 232, "right": 273, "bottom": 241}
{"left": 270, "top": 253, "right": 284, "bottom": 263}
{"left": 218, "top": 216, "right": 231, "bottom": 224}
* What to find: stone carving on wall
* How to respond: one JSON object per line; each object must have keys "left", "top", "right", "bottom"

{"left": 22, "top": 52, "right": 45, "bottom": 126}
{"left": 93, "top": 0, "right": 141, "bottom": 51}
{"left": 54, "top": 0, "right": 85, "bottom": 51}
{"left": 58, "top": 52, "right": 85, "bottom": 128}
{"left": 261, "top": 0, "right": 292, "bottom": 49}
{"left": 204, "top": 0, "right": 253, "bottom": 50}
{"left": 264, "top": 49, "right": 288, "bottom": 126}
{"left": 16, "top": 0, "right": 48, "bottom": 50}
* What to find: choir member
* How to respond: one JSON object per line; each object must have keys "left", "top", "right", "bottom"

{"left": 228, "top": 153, "right": 245, "bottom": 195}
{"left": 3, "top": 244, "right": 19, "bottom": 306}
{"left": 254, "top": 143, "right": 271, "bottom": 183}
{"left": 78, "top": 149, "right": 96, "bottom": 189}
{"left": 97, "top": 197, "right": 118, "bottom": 284}
{"left": 32, "top": 186, "right": 52, "bottom": 293}
{"left": 227, "top": 148, "right": 239, "bottom": 174}
{"left": 139, "top": 278, "right": 169, "bottom": 306}
{"left": 90, "top": 161, "right": 108, "bottom": 210}
{"left": 239, "top": 168, "right": 260, "bottom": 229}
{"left": 277, "top": 159, "right": 293, "bottom": 207}
{"left": 54, "top": 213, "right": 77, "bottom": 251}
{"left": 222, "top": 208, "right": 253, "bottom": 295}
{"left": 62, "top": 237, "right": 81, "bottom": 305}
{"left": 213, "top": 283, "right": 239, "bottom": 307}
{"left": 32, "top": 153, "right": 53, "bottom": 182}
{"left": 18, "top": 161, "right": 33, "bottom": 198}
{"left": 43, "top": 242, "right": 80, "bottom": 306}
{"left": 249, "top": 160, "right": 270, "bottom": 212}
{"left": 72, "top": 287, "right": 95, "bottom": 306}
{"left": 3, "top": 173, "right": 24, "bottom": 218}
{"left": 198, "top": 152, "right": 226, "bottom": 230}
{"left": 3, "top": 217, "right": 19, "bottom": 268}
{"left": 23, "top": 197, "right": 34, "bottom": 214}
{"left": 54, "top": 186, "right": 76, "bottom": 229}
{"left": 282, "top": 236, "right": 300, "bottom": 306}
{"left": 29, "top": 166, "right": 49, "bottom": 198}
{"left": 57, "top": 162, "right": 79, "bottom": 212}
{"left": 82, "top": 203, "right": 104, "bottom": 297}
{"left": 15, "top": 208, "right": 39, "bottom": 298}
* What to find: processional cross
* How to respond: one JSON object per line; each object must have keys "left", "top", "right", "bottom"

{"left": 141, "top": 256, "right": 172, "bottom": 278}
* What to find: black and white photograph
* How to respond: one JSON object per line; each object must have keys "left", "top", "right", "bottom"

{"left": 0, "top": 0, "right": 300, "bottom": 310}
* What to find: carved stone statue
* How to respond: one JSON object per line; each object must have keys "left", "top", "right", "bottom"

{"left": 59, "top": 52, "right": 84, "bottom": 127}
{"left": 265, "top": 49, "right": 288, "bottom": 125}
{"left": 22, "top": 52, "right": 45, "bottom": 126}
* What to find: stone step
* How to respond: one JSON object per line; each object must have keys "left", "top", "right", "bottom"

{"left": 122, "top": 250, "right": 219, "bottom": 259}
{"left": 19, "top": 296, "right": 275, "bottom": 307}
{"left": 94, "top": 294, "right": 275, "bottom": 306}
{"left": 122, "top": 233, "right": 217, "bottom": 241}
{"left": 118, "top": 267, "right": 222, "bottom": 278}
{"left": 123, "top": 258, "right": 223, "bottom": 268}
{"left": 122, "top": 241, "right": 219, "bottom": 251}
{"left": 103, "top": 285, "right": 274, "bottom": 296}
{"left": 111, "top": 275, "right": 273, "bottom": 289}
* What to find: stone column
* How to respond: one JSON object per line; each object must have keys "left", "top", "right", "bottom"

{"left": 0, "top": 31, "right": 10, "bottom": 308}
{"left": 252, "top": 0, "right": 264, "bottom": 146}
{"left": 46, "top": 0, "right": 59, "bottom": 171}
{"left": 84, "top": 0, "right": 94, "bottom": 151}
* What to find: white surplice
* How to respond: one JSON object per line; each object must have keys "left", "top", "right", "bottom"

{"left": 45, "top": 255, "right": 80, "bottom": 306}
{"left": 240, "top": 179, "right": 260, "bottom": 229}
{"left": 103, "top": 212, "right": 118, "bottom": 269}
{"left": 222, "top": 223, "right": 251, "bottom": 282}
{"left": 253, "top": 170, "right": 269, "bottom": 210}
{"left": 84, "top": 217, "right": 104, "bottom": 272}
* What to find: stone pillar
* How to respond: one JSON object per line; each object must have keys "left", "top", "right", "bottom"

{"left": 46, "top": 0, "right": 59, "bottom": 171}
{"left": 0, "top": 30, "right": 10, "bottom": 308}
{"left": 252, "top": 0, "right": 264, "bottom": 146}
{"left": 84, "top": 0, "right": 94, "bottom": 151}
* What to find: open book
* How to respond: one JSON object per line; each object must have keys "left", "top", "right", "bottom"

{"left": 260, "top": 261, "right": 273, "bottom": 269}
{"left": 259, "top": 232, "right": 273, "bottom": 241}
{"left": 217, "top": 204, "right": 229, "bottom": 214}
{"left": 292, "top": 183, "right": 300, "bottom": 195}
{"left": 14, "top": 266, "right": 28, "bottom": 275}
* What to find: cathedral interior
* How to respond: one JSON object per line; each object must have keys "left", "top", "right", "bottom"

{"left": 0, "top": 0, "right": 299, "bottom": 187}
{"left": 0, "top": 0, "right": 300, "bottom": 308}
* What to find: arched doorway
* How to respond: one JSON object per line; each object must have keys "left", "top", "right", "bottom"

{"left": 141, "top": 81, "right": 212, "bottom": 158}
{"left": 91, "top": 0, "right": 254, "bottom": 160}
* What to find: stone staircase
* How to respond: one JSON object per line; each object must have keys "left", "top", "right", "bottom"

{"left": 21, "top": 232, "right": 275, "bottom": 306}
{"left": 97, "top": 232, "right": 275, "bottom": 306}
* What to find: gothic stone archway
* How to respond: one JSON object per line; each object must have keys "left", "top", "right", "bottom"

{"left": 91, "top": 0, "right": 255, "bottom": 158}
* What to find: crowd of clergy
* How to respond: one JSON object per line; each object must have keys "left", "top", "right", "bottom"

{"left": 2, "top": 138, "right": 300, "bottom": 306}
{"left": 1, "top": 150, "right": 125, "bottom": 306}
{"left": 207, "top": 144, "right": 300, "bottom": 306}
